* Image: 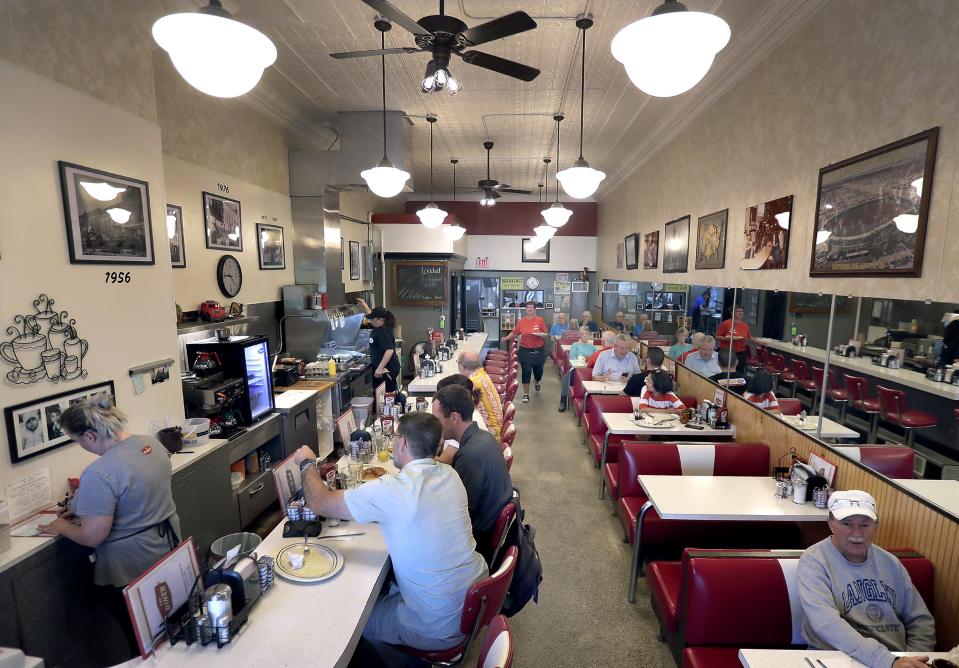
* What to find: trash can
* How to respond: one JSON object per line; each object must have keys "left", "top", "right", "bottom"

{"left": 209, "top": 532, "right": 261, "bottom": 567}
{"left": 351, "top": 397, "right": 375, "bottom": 427}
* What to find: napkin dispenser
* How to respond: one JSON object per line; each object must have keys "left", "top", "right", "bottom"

{"left": 205, "top": 556, "right": 261, "bottom": 613}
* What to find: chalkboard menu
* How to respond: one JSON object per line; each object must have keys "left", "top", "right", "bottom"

{"left": 392, "top": 261, "right": 448, "bottom": 306}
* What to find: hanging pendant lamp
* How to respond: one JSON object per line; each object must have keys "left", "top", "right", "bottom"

{"left": 361, "top": 21, "right": 410, "bottom": 198}
{"left": 416, "top": 115, "right": 448, "bottom": 228}
{"left": 152, "top": 0, "right": 277, "bottom": 98}
{"left": 557, "top": 16, "right": 606, "bottom": 199}
{"left": 542, "top": 116, "right": 574, "bottom": 228}
{"left": 611, "top": 0, "right": 730, "bottom": 98}
{"left": 533, "top": 183, "right": 556, "bottom": 240}
{"left": 442, "top": 159, "right": 466, "bottom": 240}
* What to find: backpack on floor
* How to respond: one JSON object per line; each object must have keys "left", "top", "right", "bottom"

{"left": 499, "top": 488, "right": 543, "bottom": 617}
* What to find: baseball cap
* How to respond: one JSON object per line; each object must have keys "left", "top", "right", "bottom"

{"left": 368, "top": 306, "right": 390, "bottom": 319}
{"left": 827, "top": 490, "right": 878, "bottom": 521}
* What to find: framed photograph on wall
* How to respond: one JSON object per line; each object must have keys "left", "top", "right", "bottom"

{"left": 625, "top": 233, "right": 639, "bottom": 270}
{"left": 616, "top": 242, "right": 625, "bottom": 269}
{"left": 256, "top": 223, "right": 285, "bottom": 270}
{"left": 167, "top": 204, "right": 185, "bottom": 268}
{"left": 810, "top": 128, "right": 939, "bottom": 277}
{"left": 643, "top": 231, "right": 659, "bottom": 269}
{"left": 741, "top": 195, "right": 793, "bottom": 270}
{"left": 5, "top": 380, "right": 115, "bottom": 463}
{"left": 59, "top": 162, "right": 155, "bottom": 265}
{"left": 203, "top": 191, "right": 242, "bottom": 251}
{"left": 349, "top": 240, "right": 360, "bottom": 280}
{"left": 521, "top": 238, "right": 550, "bottom": 263}
{"left": 663, "top": 215, "right": 690, "bottom": 273}
{"left": 695, "top": 208, "right": 728, "bottom": 269}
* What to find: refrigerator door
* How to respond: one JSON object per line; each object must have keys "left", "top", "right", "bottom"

{"left": 243, "top": 339, "right": 274, "bottom": 421}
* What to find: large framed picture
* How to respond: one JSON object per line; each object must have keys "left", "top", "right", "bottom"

{"left": 203, "top": 191, "right": 242, "bottom": 251}
{"left": 5, "top": 380, "right": 115, "bottom": 463}
{"left": 256, "top": 223, "right": 285, "bottom": 270}
{"left": 616, "top": 242, "right": 625, "bottom": 270}
{"left": 521, "top": 238, "right": 550, "bottom": 263}
{"left": 695, "top": 208, "right": 728, "bottom": 269}
{"left": 741, "top": 195, "right": 793, "bottom": 270}
{"left": 166, "top": 204, "right": 185, "bottom": 268}
{"left": 625, "top": 233, "right": 639, "bottom": 270}
{"left": 349, "top": 240, "right": 361, "bottom": 280}
{"left": 58, "top": 162, "right": 154, "bottom": 265}
{"left": 810, "top": 128, "right": 939, "bottom": 277}
{"left": 643, "top": 231, "right": 659, "bottom": 269}
{"left": 663, "top": 215, "right": 690, "bottom": 273}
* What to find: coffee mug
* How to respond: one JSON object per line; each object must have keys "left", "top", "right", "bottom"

{"left": 64, "top": 337, "right": 88, "bottom": 362}
{"left": 48, "top": 323, "right": 72, "bottom": 352}
{"left": 28, "top": 311, "right": 58, "bottom": 345}
{"left": 1, "top": 334, "right": 47, "bottom": 371}
{"left": 64, "top": 355, "right": 79, "bottom": 376}
{"left": 42, "top": 349, "right": 62, "bottom": 379}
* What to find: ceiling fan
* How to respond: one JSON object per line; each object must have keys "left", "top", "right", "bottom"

{"left": 330, "top": 0, "right": 540, "bottom": 90}
{"left": 474, "top": 140, "right": 531, "bottom": 206}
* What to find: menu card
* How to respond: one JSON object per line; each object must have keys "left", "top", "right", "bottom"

{"left": 5, "top": 468, "right": 52, "bottom": 522}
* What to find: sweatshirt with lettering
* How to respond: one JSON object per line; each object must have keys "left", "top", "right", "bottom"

{"left": 798, "top": 538, "right": 936, "bottom": 668}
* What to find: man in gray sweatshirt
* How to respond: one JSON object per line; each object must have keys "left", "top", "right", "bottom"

{"left": 798, "top": 490, "right": 936, "bottom": 668}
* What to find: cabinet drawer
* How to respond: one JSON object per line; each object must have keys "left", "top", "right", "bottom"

{"left": 235, "top": 469, "right": 277, "bottom": 528}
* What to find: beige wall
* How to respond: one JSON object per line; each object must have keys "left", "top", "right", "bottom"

{"left": 598, "top": 0, "right": 959, "bottom": 304}
{"left": 341, "top": 219, "right": 373, "bottom": 294}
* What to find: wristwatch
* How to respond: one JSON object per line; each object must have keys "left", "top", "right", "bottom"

{"left": 299, "top": 458, "right": 317, "bottom": 475}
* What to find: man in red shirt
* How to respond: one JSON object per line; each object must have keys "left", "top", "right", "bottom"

{"left": 587, "top": 330, "right": 618, "bottom": 368}
{"left": 503, "top": 303, "right": 548, "bottom": 403}
{"left": 716, "top": 305, "right": 751, "bottom": 373}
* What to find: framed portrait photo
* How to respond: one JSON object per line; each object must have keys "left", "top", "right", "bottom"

{"left": 167, "top": 204, "right": 185, "bottom": 268}
{"left": 256, "top": 223, "right": 285, "bottom": 270}
{"left": 741, "top": 195, "right": 793, "bottom": 270}
{"left": 810, "top": 128, "right": 939, "bottom": 277}
{"left": 521, "top": 238, "right": 550, "bottom": 263}
{"left": 663, "top": 215, "right": 690, "bottom": 273}
{"left": 695, "top": 208, "right": 728, "bottom": 270}
{"left": 349, "top": 240, "right": 361, "bottom": 280}
{"left": 625, "top": 233, "right": 639, "bottom": 270}
{"left": 643, "top": 231, "right": 659, "bottom": 269}
{"left": 5, "top": 380, "right": 115, "bottom": 463}
{"left": 203, "top": 191, "right": 242, "bottom": 251}
{"left": 58, "top": 162, "right": 154, "bottom": 265}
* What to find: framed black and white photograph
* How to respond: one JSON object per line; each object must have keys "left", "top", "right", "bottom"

{"left": 203, "top": 191, "right": 242, "bottom": 251}
{"left": 695, "top": 208, "right": 728, "bottom": 269}
{"left": 663, "top": 215, "right": 690, "bottom": 273}
{"left": 256, "top": 223, "right": 285, "bottom": 270}
{"left": 167, "top": 204, "right": 185, "bottom": 268}
{"left": 810, "top": 128, "right": 939, "bottom": 277}
{"left": 643, "top": 231, "right": 659, "bottom": 269}
{"left": 616, "top": 242, "right": 625, "bottom": 269}
{"left": 741, "top": 195, "right": 793, "bottom": 270}
{"left": 348, "top": 240, "right": 361, "bottom": 280}
{"left": 58, "top": 162, "right": 154, "bottom": 265}
{"left": 625, "top": 233, "right": 639, "bottom": 270}
{"left": 521, "top": 238, "right": 550, "bottom": 263}
{"left": 5, "top": 380, "right": 115, "bottom": 463}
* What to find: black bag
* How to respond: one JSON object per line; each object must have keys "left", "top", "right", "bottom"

{"left": 499, "top": 490, "right": 543, "bottom": 617}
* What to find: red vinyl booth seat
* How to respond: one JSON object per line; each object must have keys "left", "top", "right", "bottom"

{"left": 571, "top": 367, "right": 593, "bottom": 420}
{"left": 834, "top": 445, "right": 915, "bottom": 479}
{"left": 584, "top": 395, "right": 634, "bottom": 466}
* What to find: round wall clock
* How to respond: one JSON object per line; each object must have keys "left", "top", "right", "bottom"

{"left": 525, "top": 277, "right": 540, "bottom": 289}
{"left": 217, "top": 255, "right": 242, "bottom": 298}
{"left": 651, "top": 282, "right": 664, "bottom": 291}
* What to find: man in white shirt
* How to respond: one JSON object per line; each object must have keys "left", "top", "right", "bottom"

{"left": 684, "top": 334, "right": 722, "bottom": 377}
{"left": 294, "top": 411, "right": 487, "bottom": 658}
{"left": 592, "top": 334, "right": 641, "bottom": 382}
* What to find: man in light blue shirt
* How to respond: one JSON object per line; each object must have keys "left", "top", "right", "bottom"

{"left": 684, "top": 335, "right": 722, "bottom": 377}
{"left": 592, "top": 333, "right": 641, "bottom": 382}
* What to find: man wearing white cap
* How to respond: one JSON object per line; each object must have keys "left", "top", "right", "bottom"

{"left": 798, "top": 490, "right": 936, "bottom": 668}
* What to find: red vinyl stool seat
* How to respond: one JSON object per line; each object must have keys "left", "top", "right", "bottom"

{"left": 877, "top": 385, "right": 938, "bottom": 447}
{"left": 825, "top": 367, "right": 848, "bottom": 422}
{"left": 845, "top": 374, "right": 880, "bottom": 441}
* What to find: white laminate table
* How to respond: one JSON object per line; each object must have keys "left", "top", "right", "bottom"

{"left": 893, "top": 478, "right": 959, "bottom": 516}
{"left": 570, "top": 357, "right": 587, "bottom": 368}
{"left": 561, "top": 344, "right": 572, "bottom": 353}
{"left": 599, "top": 412, "right": 736, "bottom": 499}
{"left": 779, "top": 414, "right": 859, "bottom": 441}
{"left": 627, "top": 475, "right": 828, "bottom": 602}
{"left": 582, "top": 380, "right": 626, "bottom": 394}
{"left": 739, "top": 648, "right": 950, "bottom": 667}
{"left": 117, "top": 519, "right": 390, "bottom": 668}
{"left": 406, "top": 332, "right": 489, "bottom": 394}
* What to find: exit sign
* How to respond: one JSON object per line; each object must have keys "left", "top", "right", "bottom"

{"left": 476, "top": 257, "right": 490, "bottom": 268}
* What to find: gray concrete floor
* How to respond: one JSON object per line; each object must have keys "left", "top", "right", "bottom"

{"left": 496, "top": 363, "right": 674, "bottom": 667}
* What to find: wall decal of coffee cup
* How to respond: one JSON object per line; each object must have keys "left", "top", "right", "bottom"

{"left": 3, "top": 294, "right": 89, "bottom": 385}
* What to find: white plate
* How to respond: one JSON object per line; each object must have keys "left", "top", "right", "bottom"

{"left": 274, "top": 541, "right": 345, "bottom": 583}
{"left": 631, "top": 414, "right": 680, "bottom": 428}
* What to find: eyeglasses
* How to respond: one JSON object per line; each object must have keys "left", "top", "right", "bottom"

{"left": 829, "top": 499, "right": 876, "bottom": 510}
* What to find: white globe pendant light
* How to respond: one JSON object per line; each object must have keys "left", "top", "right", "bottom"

{"left": 442, "top": 158, "right": 466, "bottom": 240}
{"left": 534, "top": 224, "right": 556, "bottom": 240}
{"left": 543, "top": 116, "right": 573, "bottom": 227}
{"left": 611, "top": 0, "right": 730, "bottom": 98}
{"left": 557, "top": 16, "right": 606, "bottom": 199}
{"left": 152, "top": 0, "right": 277, "bottom": 98}
{"left": 525, "top": 236, "right": 547, "bottom": 251}
{"left": 416, "top": 115, "right": 448, "bottom": 228}
{"left": 362, "top": 22, "right": 410, "bottom": 198}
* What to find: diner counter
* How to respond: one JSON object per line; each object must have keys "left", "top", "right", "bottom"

{"left": 407, "top": 332, "right": 488, "bottom": 394}
{"left": 273, "top": 379, "right": 336, "bottom": 394}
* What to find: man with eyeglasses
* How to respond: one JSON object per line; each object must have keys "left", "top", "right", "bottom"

{"left": 798, "top": 490, "right": 935, "bottom": 668}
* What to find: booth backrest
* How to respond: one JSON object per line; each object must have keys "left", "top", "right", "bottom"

{"left": 571, "top": 367, "right": 593, "bottom": 400}
{"left": 778, "top": 398, "right": 802, "bottom": 415}
{"left": 833, "top": 446, "right": 915, "bottom": 480}
{"left": 585, "top": 395, "right": 634, "bottom": 436}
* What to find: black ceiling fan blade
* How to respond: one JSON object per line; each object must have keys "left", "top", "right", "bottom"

{"left": 500, "top": 188, "right": 532, "bottom": 195}
{"left": 330, "top": 47, "right": 421, "bottom": 59}
{"left": 459, "top": 11, "right": 536, "bottom": 47}
{"left": 460, "top": 50, "right": 540, "bottom": 82}
{"left": 359, "top": 0, "right": 431, "bottom": 36}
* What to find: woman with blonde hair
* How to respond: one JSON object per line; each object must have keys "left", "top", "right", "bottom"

{"left": 669, "top": 328, "right": 694, "bottom": 359}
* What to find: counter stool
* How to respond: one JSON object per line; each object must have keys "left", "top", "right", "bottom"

{"left": 747, "top": 345, "right": 766, "bottom": 373}
{"left": 765, "top": 353, "right": 786, "bottom": 391}
{"left": 876, "top": 386, "right": 938, "bottom": 448}
{"left": 844, "top": 374, "right": 881, "bottom": 441}
{"left": 782, "top": 359, "right": 811, "bottom": 398}
{"left": 825, "top": 368, "right": 848, "bottom": 422}
{"left": 804, "top": 366, "right": 824, "bottom": 409}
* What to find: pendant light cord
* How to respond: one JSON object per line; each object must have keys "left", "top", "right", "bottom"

{"left": 380, "top": 31, "right": 387, "bottom": 160}
{"left": 428, "top": 121, "right": 434, "bottom": 201}
{"left": 555, "top": 118, "right": 561, "bottom": 202}
{"left": 579, "top": 27, "right": 585, "bottom": 160}
{"left": 452, "top": 161, "right": 456, "bottom": 202}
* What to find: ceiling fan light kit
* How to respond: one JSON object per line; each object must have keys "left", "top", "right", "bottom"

{"left": 152, "top": 0, "right": 277, "bottom": 98}
{"left": 611, "top": 0, "right": 730, "bottom": 98}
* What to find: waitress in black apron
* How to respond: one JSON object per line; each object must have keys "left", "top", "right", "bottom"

{"left": 358, "top": 299, "right": 400, "bottom": 392}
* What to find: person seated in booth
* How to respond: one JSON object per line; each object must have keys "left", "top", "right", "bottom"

{"left": 743, "top": 369, "right": 781, "bottom": 412}
{"left": 668, "top": 327, "right": 693, "bottom": 360}
{"left": 434, "top": 374, "right": 494, "bottom": 465}
{"left": 709, "top": 347, "right": 747, "bottom": 393}
{"left": 684, "top": 334, "right": 722, "bottom": 377}
{"left": 570, "top": 327, "right": 597, "bottom": 361}
{"left": 634, "top": 370, "right": 685, "bottom": 414}
{"left": 456, "top": 353, "right": 503, "bottom": 441}
{"left": 549, "top": 311, "right": 570, "bottom": 339}
{"left": 582, "top": 310, "right": 598, "bottom": 333}
{"left": 611, "top": 311, "right": 627, "bottom": 332}
{"left": 432, "top": 385, "right": 513, "bottom": 559}
{"left": 633, "top": 313, "right": 651, "bottom": 337}
{"left": 623, "top": 345, "right": 665, "bottom": 396}
{"left": 295, "top": 412, "right": 487, "bottom": 658}
{"left": 798, "top": 490, "right": 936, "bottom": 668}
{"left": 587, "top": 330, "right": 618, "bottom": 368}
{"left": 592, "top": 333, "right": 641, "bottom": 383}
